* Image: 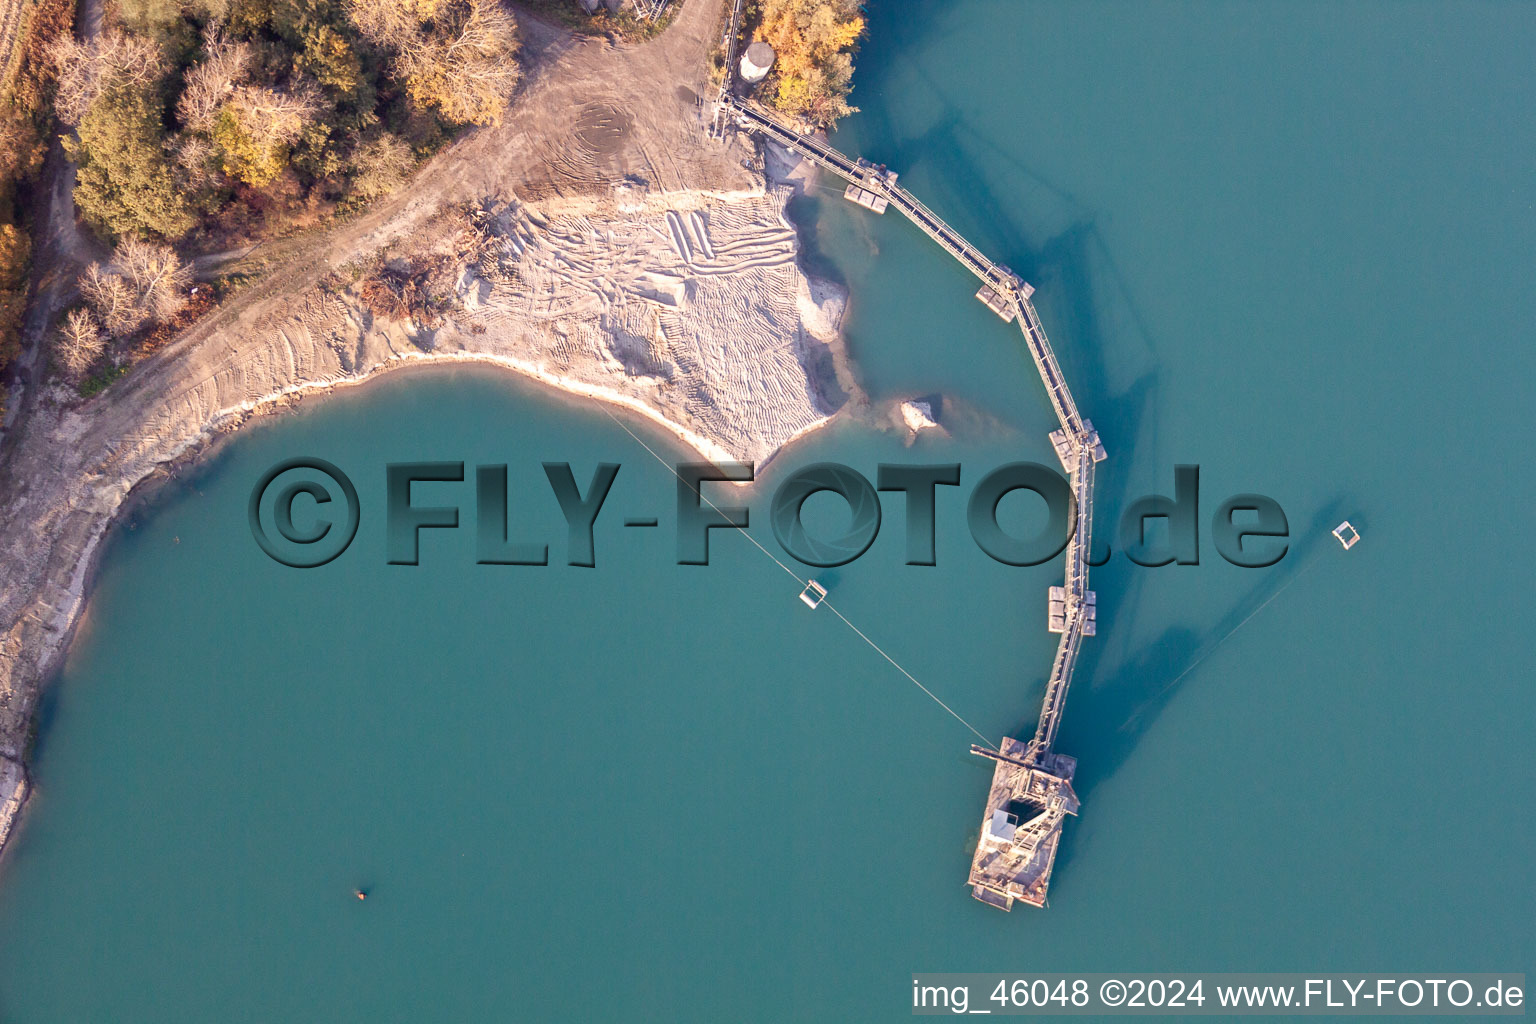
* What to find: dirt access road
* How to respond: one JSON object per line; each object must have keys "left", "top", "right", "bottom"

{"left": 2, "top": 0, "right": 749, "bottom": 447}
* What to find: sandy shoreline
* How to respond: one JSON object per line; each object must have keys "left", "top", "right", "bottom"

{"left": 0, "top": 0, "right": 877, "bottom": 861}
{"left": 0, "top": 165, "right": 862, "bottom": 857}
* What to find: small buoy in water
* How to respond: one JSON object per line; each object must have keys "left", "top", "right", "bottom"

{"left": 354, "top": 889, "right": 368, "bottom": 901}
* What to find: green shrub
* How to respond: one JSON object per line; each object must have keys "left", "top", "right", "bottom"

{"left": 77, "top": 363, "right": 130, "bottom": 398}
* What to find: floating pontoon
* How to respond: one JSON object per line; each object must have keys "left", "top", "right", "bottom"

{"left": 799, "top": 580, "right": 828, "bottom": 609}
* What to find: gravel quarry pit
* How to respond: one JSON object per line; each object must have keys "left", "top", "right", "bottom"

{"left": 0, "top": 0, "right": 864, "bottom": 852}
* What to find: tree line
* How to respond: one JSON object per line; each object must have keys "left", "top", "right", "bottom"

{"left": 30, "top": 0, "right": 521, "bottom": 391}
{"left": 56, "top": 0, "right": 520, "bottom": 243}
{"left": 0, "top": 0, "right": 77, "bottom": 412}
{"left": 750, "top": 0, "right": 864, "bottom": 128}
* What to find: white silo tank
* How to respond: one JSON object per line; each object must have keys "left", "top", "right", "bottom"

{"left": 740, "top": 41, "right": 775, "bottom": 84}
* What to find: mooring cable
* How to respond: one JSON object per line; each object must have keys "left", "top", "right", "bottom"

{"left": 598, "top": 404, "right": 994, "bottom": 745}
{"left": 1128, "top": 553, "right": 1325, "bottom": 727}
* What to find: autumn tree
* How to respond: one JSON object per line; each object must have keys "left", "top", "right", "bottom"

{"left": 76, "top": 238, "right": 190, "bottom": 338}
{"left": 211, "top": 81, "right": 323, "bottom": 187}
{"left": 0, "top": 225, "right": 28, "bottom": 369}
{"left": 55, "top": 308, "right": 107, "bottom": 378}
{"left": 0, "top": 117, "right": 29, "bottom": 187}
{"left": 0, "top": 0, "right": 75, "bottom": 372}
{"left": 0, "top": 224, "right": 26, "bottom": 293}
{"left": 348, "top": 0, "right": 519, "bottom": 126}
{"left": 757, "top": 0, "right": 864, "bottom": 127}
{"left": 297, "top": 22, "right": 367, "bottom": 98}
{"left": 46, "top": 0, "right": 501, "bottom": 248}
{"left": 0, "top": 290, "right": 24, "bottom": 370}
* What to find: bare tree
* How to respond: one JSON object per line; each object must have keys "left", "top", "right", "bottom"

{"left": 55, "top": 308, "right": 107, "bottom": 378}
{"left": 226, "top": 81, "right": 323, "bottom": 150}
{"left": 79, "top": 264, "right": 149, "bottom": 337}
{"left": 177, "top": 28, "right": 252, "bottom": 132}
{"left": 348, "top": 132, "right": 416, "bottom": 201}
{"left": 394, "top": 0, "right": 520, "bottom": 126}
{"left": 345, "top": 0, "right": 518, "bottom": 125}
{"left": 49, "top": 30, "right": 162, "bottom": 125}
{"left": 113, "top": 237, "right": 193, "bottom": 321}
{"left": 173, "top": 133, "right": 220, "bottom": 191}
{"left": 346, "top": 0, "right": 442, "bottom": 48}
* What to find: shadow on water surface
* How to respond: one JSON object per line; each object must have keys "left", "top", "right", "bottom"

{"left": 1044, "top": 499, "right": 1355, "bottom": 894}
{"left": 845, "top": 1, "right": 956, "bottom": 115}
{"left": 24, "top": 685, "right": 60, "bottom": 769}
{"left": 865, "top": 109, "right": 1187, "bottom": 855}
{"left": 836, "top": 83, "right": 1168, "bottom": 424}
{"left": 797, "top": 19, "right": 1362, "bottom": 910}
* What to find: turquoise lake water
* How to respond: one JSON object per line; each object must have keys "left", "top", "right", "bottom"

{"left": 2, "top": 2, "right": 1533, "bottom": 1019}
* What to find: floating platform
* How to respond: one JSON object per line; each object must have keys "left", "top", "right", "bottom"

{"left": 1049, "top": 420, "right": 1108, "bottom": 472}
{"left": 843, "top": 183, "right": 889, "bottom": 213}
{"left": 967, "top": 738, "right": 1080, "bottom": 911}
{"left": 1048, "top": 586, "right": 1096, "bottom": 636}
{"left": 975, "top": 284, "right": 1017, "bottom": 322}
{"left": 799, "top": 579, "right": 828, "bottom": 608}
{"left": 1082, "top": 421, "right": 1108, "bottom": 462}
{"left": 1332, "top": 521, "right": 1360, "bottom": 550}
{"left": 851, "top": 157, "right": 898, "bottom": 188}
